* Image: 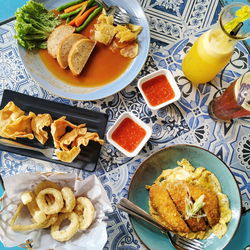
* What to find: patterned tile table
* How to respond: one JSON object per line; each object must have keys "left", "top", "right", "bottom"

{"left": 0, "top": 0, "right": 250, "bottom": 249}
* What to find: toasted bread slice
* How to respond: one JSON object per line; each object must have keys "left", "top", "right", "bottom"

{"left": 57, "top": 33, "right": 86, "bottom": 69}
{"left": 68, "top": 39, "right": 96, "bottom": 76}
{"left": 47, "top": 25, "right": 75, "bottom": 58}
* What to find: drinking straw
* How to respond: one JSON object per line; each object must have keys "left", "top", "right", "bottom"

{"left": 230, "top": 22, "right": 243, "bottom": 36}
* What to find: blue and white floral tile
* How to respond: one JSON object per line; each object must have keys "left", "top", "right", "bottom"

{"left": 1, "top": 0, "right": 250, "bottom": 248}
{"left": 138, "top": 0, "right": 223, "bottom": 45}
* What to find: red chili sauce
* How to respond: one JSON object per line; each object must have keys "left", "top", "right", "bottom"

{"left": 141, "top": 74, "right": 175, "bottom": 106}
{"left": 111, "top": 118, "right": 146, "bottom": 152}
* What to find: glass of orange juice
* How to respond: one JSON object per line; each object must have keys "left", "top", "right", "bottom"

{"left": 182, "top": 3, "right": 250, "bottom": 85}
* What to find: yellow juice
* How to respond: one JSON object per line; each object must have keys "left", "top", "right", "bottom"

{"left": 182, "top": 28, "right": 235, "bottom": 85}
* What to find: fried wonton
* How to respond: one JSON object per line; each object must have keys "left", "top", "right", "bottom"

{"left": 31, "top": 114, "right": 52, "bottom": 144}
{"left": 120, "top": 43, "right": 139, "bottom": 58}
{"left": 72, "top": 131, "right": 104, "bottom": 147}
{"left": 56, "top": 146, "right": 81, "bottom": 163}
{"left": 115, "top": 24, "right": 141, "bottom": 43}
{"left": 94, "top": 13, "right": 116, "bottom": 45}
{"left": 59, "top": 127, "right": 87, "bottom": 151}
{"left": 51, "top": 116, "right": 85, "bottom": 149}
{"left": 0, "top": 101, "right": 24, "bottom": 131}
{"left": 0, "top": 112, "right": 36, "bottom": 140}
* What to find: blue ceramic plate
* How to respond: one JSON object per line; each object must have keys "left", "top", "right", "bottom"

{"left": 128, "top": 144, "right": 242, "bottom": 250}
{"left": 18, "top": 0, "right": 150, "bottom": 101}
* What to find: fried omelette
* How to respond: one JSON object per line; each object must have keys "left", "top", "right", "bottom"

{"left": 148, "top": 159, "right": 232, "bottom": 240}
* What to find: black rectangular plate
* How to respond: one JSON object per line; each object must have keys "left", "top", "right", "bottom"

{"left": 0, "top": 90, "right": 108, "bottom": 172}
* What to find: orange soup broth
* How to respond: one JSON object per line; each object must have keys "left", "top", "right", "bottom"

{"left": 39, "top": 18, "right": 132, "bottom": 87}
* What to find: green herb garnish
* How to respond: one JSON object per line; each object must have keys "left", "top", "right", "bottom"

{"left": 185, "top": 192, "right": 206, "bottom": 220}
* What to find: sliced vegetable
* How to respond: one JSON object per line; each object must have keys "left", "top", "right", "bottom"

{"left": 57, "top": 0, "right": 84, "bottom": 12}
{"left": 66, "top": 16, "right": 71, "bottom": 23}
{"left": 64, "top": 2, "right": 86, "bottom": 13}
{"left": 185, "top": 193, "right": 206, "bottom": 220}
{"left": 68, "top": 1, "right": 88, "bottom": 25}
{"left": 59, "top": 6, "right": 83, "bottom": 19}
{"left": 14, "top": 0, "right": 61, "bottom": 50}
{"left": 76, "top": 6, "right": 103, "bottom": 32}
{"left": 75, "top": 5, "right": 98, "bottom": 27}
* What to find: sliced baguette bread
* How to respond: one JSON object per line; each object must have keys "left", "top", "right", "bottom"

{"left": 68, "top": 39, "right": 96, "bottom": 76}
{"left": 57, "top": 33, "right": 86, "bottom": 69}
{"left": 47, "top": 25, "right": 75, "bottom": 58}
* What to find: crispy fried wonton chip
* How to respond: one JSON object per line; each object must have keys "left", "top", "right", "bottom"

{"left": 1, "top": 112, "right": 36, "bottom": 139}
{"left": 51, "top": 116, "right": 104, "bottom": 163}
{"left": 0, "top": 101, "right": 24, "bottom": 131}
{"left": 31, "top": 114, "right": 52, "bottom": 144}
{"left": 59, "top": 127, "right": 87, "bottom": 151}
{"left": 72, "top": 132, "right": 104, "bottom": 147}
{"left": 56, "top": 146, "right": 81, "bottom": 163}
{"left": 51, "top": 116, "right": 85, "bottom": 149}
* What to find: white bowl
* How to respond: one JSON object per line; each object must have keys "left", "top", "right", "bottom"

{"left": 107, "top": 112, "right": 152, "bottom": 157}
{"left": 137, "top": 69, "right": 181, "bottom": 110}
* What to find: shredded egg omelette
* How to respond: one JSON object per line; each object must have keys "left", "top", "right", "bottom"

{"left": 150, "top": 159, "right": 232, "bottom": 239}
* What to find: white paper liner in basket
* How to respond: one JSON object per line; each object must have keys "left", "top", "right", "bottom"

{"left": 0, "top": 172, "right": 113, "bottom": 250}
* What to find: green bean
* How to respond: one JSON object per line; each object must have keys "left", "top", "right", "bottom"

{"left": 66, "top": 16, "right": 71, "bottom": 23}
{"left": 57, "top": 0, "right": 84, "bottom": 12}
{"left": 76, "top": 6, "right": 103, "bottom": 32}
{"left": 87, "top": 0, "right": 95, "bottom": 8}
{"left": 59, "top": 0, "right": 95, "bottom": 19}
{"left": 59, "top": 6, "right": 83, "bottom": 19}
{"left": 88, "top": 0, "right": 97, "bottom": 7}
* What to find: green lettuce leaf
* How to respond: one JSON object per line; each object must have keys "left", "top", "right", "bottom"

{"left": 14, "top": 0, "right": 61, "bottom": 50}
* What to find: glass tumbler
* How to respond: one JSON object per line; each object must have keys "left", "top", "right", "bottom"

{"left": 208, "top": 71, "right": 250, "bottom": 121}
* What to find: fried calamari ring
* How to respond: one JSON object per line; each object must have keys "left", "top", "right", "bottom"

{"left": 34, "top": 181, "right": 61, "bottom": 195}
{"left": 10, "top": 203, "right": 42, "bottom": 231}
{"left": 39, "top": 213, "right": 58, "bottom": 229}
{"left": 61, "top": 187, "right": 76, "bottom": 213}
{"left": 51, "top": 212, "right": 79, "bottom": 242}
{"left": 26, "top": 192, "right": 47, "bottom": 224}
{"left": 36, "top": 188, "right": 64, "bottom": 215}
{"left": 21, "top": 191, "right": 33, "bottom": 205}
{"left": 34, "top": 181, "right": 61, "bottom": 205}
{"left": 74, "top": 197, "right": 95, "bottom": 230}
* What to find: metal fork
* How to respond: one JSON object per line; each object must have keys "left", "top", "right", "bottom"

{"left": 95, "top": 0, "right": 130, "bottom": 25}
{"left": 117, "top": 198, "right": 204, "bottom": 250}
{"left": 0, "top": 138, "right": 57, "bottom": 160}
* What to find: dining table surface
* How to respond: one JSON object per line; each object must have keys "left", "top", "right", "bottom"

{"left": 0, "top": 0, "right": 250, "bottom": 249}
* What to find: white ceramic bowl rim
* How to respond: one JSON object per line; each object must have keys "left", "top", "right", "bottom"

{"left": 107, "top": 112, "right": 152, "bottom": 157}
{"left": 137, "top": 69, "right": 181, "bottom": 110}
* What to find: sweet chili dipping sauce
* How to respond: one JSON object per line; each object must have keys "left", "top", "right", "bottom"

{"left": 142, "top": 74, "right": 175, "bottom": 106}
{"left": 111, "top": 118, "right": 146, "bottom": 152}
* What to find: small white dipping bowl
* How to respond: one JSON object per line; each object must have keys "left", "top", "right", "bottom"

{"left": 107, "top": 112, "right": 152, "bottom": 157}
{"left": 138, "top": 69, "right": 181, "bottom": 110}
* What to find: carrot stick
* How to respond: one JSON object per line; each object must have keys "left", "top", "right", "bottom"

{"left": 64, "top": 2, "right": 86, "bottom": 13}
{"left": 75, "top": 5, "right": 98, "bottom": 27}
{"left": 69, "top": 1, "right": 88, "bottom": 25}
